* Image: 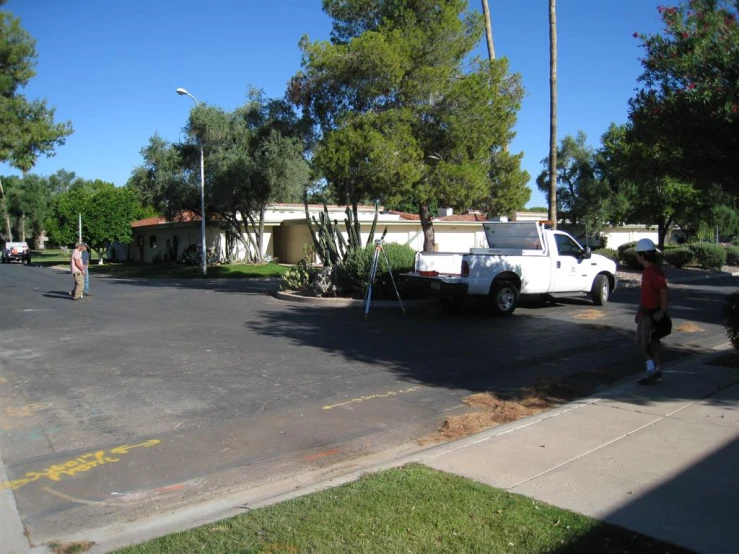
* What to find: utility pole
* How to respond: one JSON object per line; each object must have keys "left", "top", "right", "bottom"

{"left": 548, "top": 0, "right": 558, "bottom": 229}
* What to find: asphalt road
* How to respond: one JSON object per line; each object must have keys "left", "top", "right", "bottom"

{"left": 0, "top": 263, "right": 734, "bottom": 543}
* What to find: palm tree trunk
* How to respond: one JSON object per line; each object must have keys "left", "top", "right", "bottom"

{"left": 481, "top": 0, "right": 495, "bottom": 61}
{"left": 548, "top": 0, "right": 558, "bottom": 229}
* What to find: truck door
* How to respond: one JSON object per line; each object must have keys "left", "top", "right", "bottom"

{"left": 551, "top": 233, "right": 591, "bottom": 293}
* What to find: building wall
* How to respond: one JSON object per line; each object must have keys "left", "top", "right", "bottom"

{"left": 214, "top": 228, "right": 274, "bottom": 262}
{"left": 605, "top": 230, "right": 660, "bottom": 251}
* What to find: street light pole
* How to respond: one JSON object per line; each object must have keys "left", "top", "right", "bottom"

{"left": 176, "top": 87, "right": 207, "bottom": 275}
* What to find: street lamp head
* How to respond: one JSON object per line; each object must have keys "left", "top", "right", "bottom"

{"left": 176, "top": 88, "right": 189, "bottom": 96}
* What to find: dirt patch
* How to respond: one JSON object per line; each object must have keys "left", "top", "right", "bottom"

{"left": 675, "top": 322, "right": 704, "bottom": 333}
{"left": 421, "top": 378, "right": 587, "bottom": 445}
{"left": 708, "top": 351, "right": 739, "bottom": 368}
{"left": 48, "top": 541, "right": 95, "bottom": 554}
{"left": 574, "top": 309, "right": 605, "bottom": 320}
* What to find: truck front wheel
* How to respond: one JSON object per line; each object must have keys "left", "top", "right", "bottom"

{"left": 591, "top": 274, "right": 610, "bottom": 306}
{"left": 489, "top": 280, "right": 518, "bottom": 316}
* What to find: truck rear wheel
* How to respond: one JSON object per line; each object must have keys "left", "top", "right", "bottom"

{"left": 489, "top": 280, "right": 518, "bottom": 316}
{"left": 591, "top": 274, "right": 610, "bottom": 306}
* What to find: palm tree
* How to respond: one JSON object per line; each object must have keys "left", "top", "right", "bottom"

{"left": 481, "top": 0, "right": 495, "bottom": 61}
{"left": 548, "top": 0, "right": 558, "bottom": 228}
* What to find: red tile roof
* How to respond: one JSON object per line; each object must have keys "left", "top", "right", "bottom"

{"left": 438, "top": 214, "right": 488, "bottom": 222}
{"left": 131, "top": 210, "right": 201, "bottom": 228}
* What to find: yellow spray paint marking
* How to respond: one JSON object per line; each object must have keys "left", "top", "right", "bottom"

{"left": 574, "top": 309, "right": 605, "bottom": 320}
{"left": 323, "top": 386, "right": 421, "bottom": 410}
{"left": 1, "top": 403, "right": 52, "bottom": 431}
{"left": 5, "top": 403, "right": 51, "bottom": 417}
{"left": 0, "top": 439, "right": 160, "bottom": 492}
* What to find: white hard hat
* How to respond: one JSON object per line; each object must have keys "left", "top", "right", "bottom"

{"left": 635, "top": 238, "right": 660, "bottom": 253}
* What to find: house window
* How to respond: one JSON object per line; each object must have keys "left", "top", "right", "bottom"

{"left": 149, "top": 235, "right": 157, "bottom": 248}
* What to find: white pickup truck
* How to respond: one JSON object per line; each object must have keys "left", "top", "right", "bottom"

{"left": 402, "top": 221, "right": 617, "bottom": 315}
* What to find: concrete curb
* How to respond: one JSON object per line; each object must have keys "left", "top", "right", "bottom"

{"left": 274, "top": 290, "right": 431, "bottom": 308}
{"left": 0, "top": 453, "right": 31, "bottom": 554}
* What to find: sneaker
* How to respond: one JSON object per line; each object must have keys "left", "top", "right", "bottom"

{"left": 638, "top": 370, "right": 663, "bottom": 385}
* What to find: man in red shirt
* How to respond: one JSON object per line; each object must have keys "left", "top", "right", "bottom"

{"left": 634, "top": 238, "right": 669, "bottom": 385}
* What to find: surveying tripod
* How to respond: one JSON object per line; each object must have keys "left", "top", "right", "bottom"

{"left": 364, "top": 239, "right": 406, "bottom": 319}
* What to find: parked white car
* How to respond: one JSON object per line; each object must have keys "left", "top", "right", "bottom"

{"left": 402, "top": 221, "right": 617, "bottom": 315}
{"left": 1, "top": 241, "right": 32, "bottom": 264}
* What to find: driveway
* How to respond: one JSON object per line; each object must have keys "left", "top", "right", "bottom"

{"left": 0, "top": 263, "right": 734, "bottom": 543}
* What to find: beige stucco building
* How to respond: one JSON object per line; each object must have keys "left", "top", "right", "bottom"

{"left": 118, "top": 206, "right": 665, "bottom": 264}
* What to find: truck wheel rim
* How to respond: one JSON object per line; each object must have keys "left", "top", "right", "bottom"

{"left": 498, "top": 288, "right": 514, "bottom": 310}
{"left": 600, "top": 280, "right": 608, "bottom": 301}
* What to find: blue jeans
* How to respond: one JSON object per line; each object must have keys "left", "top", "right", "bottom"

{"left": 84, "top": 268, "right": 90, "bottom": 294}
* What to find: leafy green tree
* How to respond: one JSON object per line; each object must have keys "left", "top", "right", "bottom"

{"left": 47, "top": 169, "right": 85, "bottom": 195}
{"left": 45, "top": 181, "right": 150, "bottom": 260}
{"left": 129, "top": 91, "right": 310, "bottom": 263}
{"left": 536, "top": 132, "right": 613, "bottom": 237}
{"left": 629, "top": 0, "right": 739, "bottom": 196}
{"left": 3, "top": 173, "right": 48, "bottom": 244}
{"left": 0, "top": 2, "right": 73, "bottom": 239}
{"left": 597, "top": 122, "right": 700, "bottom": 248}
{"left": 676, "top": 184, "right": 739, "bottom": 240}
{"left": 293, "top": 0, "right": 526, "bottom": 251}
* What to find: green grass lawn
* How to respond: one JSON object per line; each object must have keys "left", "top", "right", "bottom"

{"left": 32, "top": 249, "right": 288, "bottom": 279}
{"left": 111, "top": 464, "right": 689, "bottom": 554}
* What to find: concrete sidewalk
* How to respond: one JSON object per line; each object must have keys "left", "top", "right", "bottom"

{"left": 4, "top": 350, "right": 738, "bottom": 554}
{"left": 425, "top": 350, "right": 739, "bottom": 554}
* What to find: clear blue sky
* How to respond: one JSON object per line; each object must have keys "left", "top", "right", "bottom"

{"left": 2, "top": 0, "right": 666, "bottom": 209}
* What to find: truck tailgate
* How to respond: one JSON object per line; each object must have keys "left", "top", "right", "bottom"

{"left": 414, "top": 252, "right": 464, "bottom": 275}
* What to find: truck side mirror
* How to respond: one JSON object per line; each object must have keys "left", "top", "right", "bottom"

{"left": 582, "top": 246, "right": 592, "bottom": 259}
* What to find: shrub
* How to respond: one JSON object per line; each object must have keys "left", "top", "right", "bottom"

{"left": 339, "top": 242, "right": 417, "bottom": 298}
{"left": 724, "top": 245, "right": 739, "bottom": 266}
{"left": 280, "top": 259, "right": 317, "bottom": 292}
{"left": 663, "top": 247, "right": 694, "bottom": 268}
{"left": 593, "top": 248, "right": 618, "bottom": 264}
{"left": 724, "top": 291, "right": 739, "bottom": 350}
{"left": 687, "top": 243, "right": 726, "bottom": 270}
{"left": 180, "top": 245, "right": 200, "bottom": 265}
{"left": 620, "top": 248, "right": 642, "bottom": 270}
{"left": 617, "top": 241, "right": 637, "bottom": 259}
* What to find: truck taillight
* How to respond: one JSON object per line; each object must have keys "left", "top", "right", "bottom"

{"left": 461, "top": 261, "right": 469, "bottom": 277}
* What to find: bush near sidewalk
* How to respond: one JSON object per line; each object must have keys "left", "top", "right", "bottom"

{"left": 687, "top": 243, "right": 726, "bottom": 270}
{"left": 112, "top": 464, "right": 690, "bottom": 554}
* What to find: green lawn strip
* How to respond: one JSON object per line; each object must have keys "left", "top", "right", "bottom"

{"left": 113, "top": 464, "right": 690, "bottom": 554}
{"left": 87, "top": 262, "right": 288, "bottom": 279}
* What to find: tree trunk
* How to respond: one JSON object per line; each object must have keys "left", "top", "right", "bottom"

{"left": 419, "top": 203, "right": 435, "bottom": 252}
{"left": 548, "top": 0, "right": 558, "bottom": 229}
{"left": 258, "top": 208, "right": 266, "bottom": 262}
{"left": 481, "top": 0, "right": 495, "bottom": 61}
{"left": 20, "top": 212, "right": 26, "bottom": 242}
{"left": 482, "top": 0, "right": 507, "bottom": 157}
{"left": 0, "top": 178, "right": 12, "bottom": 241}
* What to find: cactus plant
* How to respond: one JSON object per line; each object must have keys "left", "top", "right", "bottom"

{"left": 304, "top": 196, "right": 384, "bottom": 267}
